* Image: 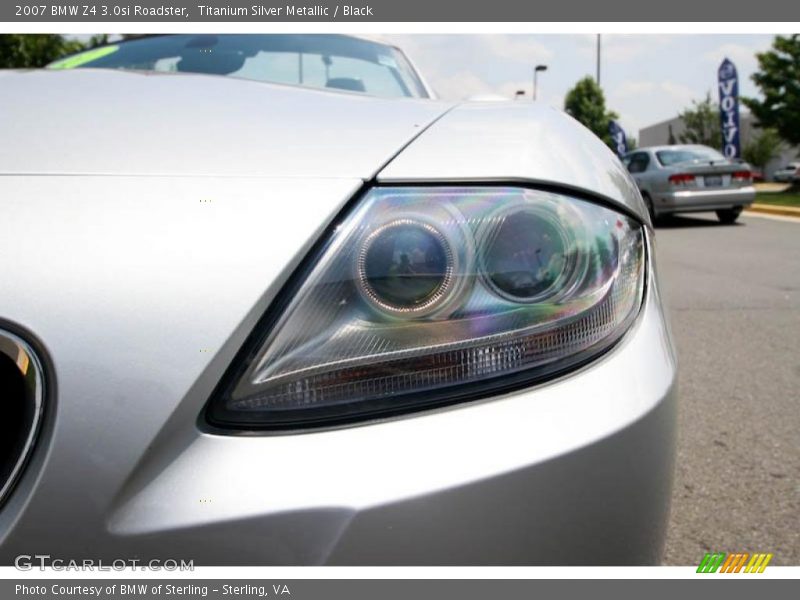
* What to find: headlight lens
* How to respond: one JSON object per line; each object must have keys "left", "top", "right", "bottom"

{"left": 357, "top": 219, "right": 455, "bottom": 315}
{"left": 209, "top": 187, "right": 645, "bottom": 430}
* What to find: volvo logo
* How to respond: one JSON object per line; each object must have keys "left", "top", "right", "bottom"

{"left": 718, "top": 58, "right": 741, "bottom": 159}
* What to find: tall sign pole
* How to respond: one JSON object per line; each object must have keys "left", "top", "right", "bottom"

{"left": 596, "top": 34, "right": 601, "bottom": 86}
{"left": 718, "top": 58, "right": 741, "bottom": 159}
{"left": 533, "top": 64, "right": 547, "bottom": 101}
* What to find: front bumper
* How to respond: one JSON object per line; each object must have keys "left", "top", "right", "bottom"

{"left": 0, "top": 250, "right": 677, "bottom": 565}
{"left": 656, "top": 186, "right": 755, "bottom": 214}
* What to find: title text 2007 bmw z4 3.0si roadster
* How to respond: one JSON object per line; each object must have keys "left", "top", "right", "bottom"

{"left": 0, "top": 34, "right": 677, "bottom": 565}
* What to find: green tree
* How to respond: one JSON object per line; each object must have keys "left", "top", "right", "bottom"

{"left": 0, "top": 34, "right": 85, "bottom": 68}
{"left": 86, "top": 34, "right": 111, "bottom": 49}
{"left": 742, "top": 35, "right": 800, "bottom": 148}
{"left": 742, "top": 128, "right": 784, "bottom": 170}
{"left": 678, "top": 93, "right": 721, "bottom": 148}
{"left": 564, "top": 77, "right": 619, "bottom": 149}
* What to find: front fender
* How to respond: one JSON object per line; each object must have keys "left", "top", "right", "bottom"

{"left": 378, "top": 102, "right": 648, "bottom": 223}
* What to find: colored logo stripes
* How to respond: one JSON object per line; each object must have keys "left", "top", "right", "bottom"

{"left": 697, "top": 552, "right": 773, "bottom": 573}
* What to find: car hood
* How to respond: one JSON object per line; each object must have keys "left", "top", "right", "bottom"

{"left": 0, "top": 69, "right": 647, "bottom": 221}
{"left": 0, "top": 69, "right": 452, "bottom": 178}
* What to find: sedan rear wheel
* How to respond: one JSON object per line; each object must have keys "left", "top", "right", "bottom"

{"left": 716, "top": 206, "right": 743, "bottom": 224}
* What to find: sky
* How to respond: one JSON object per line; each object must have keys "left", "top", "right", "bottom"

{"left": 374, "top": 34, "right": 776, "bottom": 139}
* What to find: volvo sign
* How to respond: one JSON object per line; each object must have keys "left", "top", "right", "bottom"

{"left": 609, "top": 120, "right": 628, "bottom": 158}
{"left": 718, "top": 58, "right": 741, "bottom": 159}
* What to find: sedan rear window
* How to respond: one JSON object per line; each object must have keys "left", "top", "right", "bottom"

{"left": 656, "top": 147, "right": 726, "bottom": 166}
{"left": 48, "top": 34, "right": 429, "bottom": 99}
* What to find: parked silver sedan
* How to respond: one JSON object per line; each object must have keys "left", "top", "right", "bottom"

{"left": 624, "top": 145, "right": 755, "bottom": 223}
{"left": 773, "top": 161, "right": 800, "bottom": 183}
{"left": 0, "top": 34, "right": 676, "bottom": 565}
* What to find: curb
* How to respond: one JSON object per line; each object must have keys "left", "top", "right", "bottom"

{"left": 745, "top": 203, "right": 800, "bottom": 219}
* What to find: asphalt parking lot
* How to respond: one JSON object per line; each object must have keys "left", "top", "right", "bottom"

{"left": 655, "top": 212, "right": 800, "bottom": 565}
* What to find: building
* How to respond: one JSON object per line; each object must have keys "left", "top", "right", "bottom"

{"left": 639, "top": 113, "right": 798, "bottom": 181}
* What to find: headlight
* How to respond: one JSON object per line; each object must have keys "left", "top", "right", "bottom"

{"left": 208, "top": 186, "right": 645, "bottom": 430}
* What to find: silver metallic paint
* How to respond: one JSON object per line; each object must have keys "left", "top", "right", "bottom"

{"left": 0, "top": 70, "right": 450, "bottom": 179}
{"left": 378, "top": 102, "right": 648, "bottom": 222}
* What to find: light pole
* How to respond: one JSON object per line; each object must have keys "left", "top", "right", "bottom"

{"left": 533, "top": 64, "right": 548, "bottom": 101}
{"left": 596, "top": 34, "right": 601, "bottom": 86}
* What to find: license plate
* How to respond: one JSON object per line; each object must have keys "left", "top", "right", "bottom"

{"left": 705, "top": 175, "right": 723, "bottom": 186}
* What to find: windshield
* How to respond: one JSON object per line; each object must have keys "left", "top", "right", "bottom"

{"left": 47, "top": 34, "right": 429, "bottom": 99}
{"left": 656, "top": 147, "right": 726, "bottom": 166}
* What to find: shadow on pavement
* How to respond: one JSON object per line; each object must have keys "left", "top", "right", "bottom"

{"left": 654, "top": 214, "right": 744, "bottom": 229}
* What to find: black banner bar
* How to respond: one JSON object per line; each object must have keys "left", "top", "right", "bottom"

{"left": 3, "top": 579, "right": 799, "bottom": 600}
{"left": 3, "top": 0, "right": 800, "bottom": 22}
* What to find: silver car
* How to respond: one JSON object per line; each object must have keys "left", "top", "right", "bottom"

{"left": 773, "top": 161, "right": 800, "bottom": 183}
{"left": 624, "top": 145, "right": 756, "bottom": 223}
{"left": 0, "top": 34, "right": 677, "bottom": 565}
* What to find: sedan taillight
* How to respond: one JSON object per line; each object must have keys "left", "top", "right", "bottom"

{"left": 668, "top": 173, "right": 696, "bottom": 186}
